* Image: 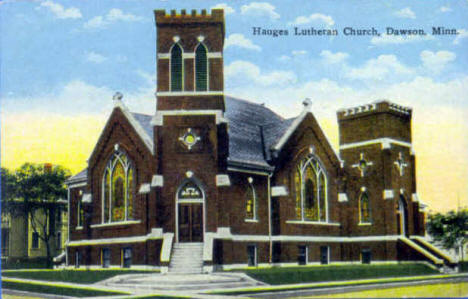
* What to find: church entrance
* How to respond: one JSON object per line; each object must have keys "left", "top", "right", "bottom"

{"left": 178, "top": 203, "right": 203, "bottom": 242}
{"left": 176, "top": 179, "right": 204, "bottom": 242}
{"left": 397, "top": 196, "right": 409, "bottom": 236}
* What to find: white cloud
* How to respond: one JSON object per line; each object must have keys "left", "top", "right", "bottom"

{"left": 107, "top": 8, "right": 143, "bottom": 22}
{"left": 395, "top": 7, "right": 416, "bottom": 19}
{"left": 211, "top": 3, "right": 235, "bottom": 15}
{"left": 39, "top": 0, "right": 82, "bottom": 19}
{"left": 345, "top": 55, "right": 413, "bottom": 80}
{"left": 86, "top": 51, "right": 107, "bottom": 64}
{"left": 453, "top": 29, "right": 468, "bottom": 45}
{"left": 225, "top": 34, "right": 261, "bottom": 51}
{"left": 371, "top": 34, "right": 434, "bottom": 45}
{"left": 420, "top": 50, "right": 456, "bottom": 73}
{"left": 84, "top": 8, "right": 143, "bottom": 29}
{"left": 240, "top": 2, "right": 280, "bottom": 20}
{"left": 279, "top": 55, "right": 291, "bottom": 61}
{"left": 84, "top": 16, "right": 106, "bottom": 29}
{"left": 225, "top": 60, "right": 296, "bottom": 86}
{"left": 320, "top": 50, "right": 349, "bottom": 64}
{"left": 289, "top": 13, "right": 334, "bottom": 26}
{"left": 292, "top": 50, "right": 307, "bottom": 56}
{"left": 439, "top": 6, "right": 452, "bottom": 13}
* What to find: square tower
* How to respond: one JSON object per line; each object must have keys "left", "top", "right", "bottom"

{"left": 154, "top": 9, "right": 225, "bottom": 111}
{"left": 337, "top": 101, "right": 424, "bottom": 237}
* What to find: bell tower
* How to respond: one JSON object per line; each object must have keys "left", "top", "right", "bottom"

{"left": 154, "top": 9, "right": 225, "bottom": 111}
{"left": 337, "top": 101, "right": 424, "bottom": 237}
{"left": 152, "top": 9, "right": 228, "bottom": 245}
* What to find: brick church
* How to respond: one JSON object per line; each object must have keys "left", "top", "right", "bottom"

{"left": 65, "top": 9, "right": 454, "bottom": 273}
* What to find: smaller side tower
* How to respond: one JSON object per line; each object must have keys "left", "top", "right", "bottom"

{"left": 337, "top": 101, "right": 424, "bottom": 237}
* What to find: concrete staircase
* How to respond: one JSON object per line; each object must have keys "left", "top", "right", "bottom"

{"left": 169, "top": 242, "right": 204, "bottom": 274}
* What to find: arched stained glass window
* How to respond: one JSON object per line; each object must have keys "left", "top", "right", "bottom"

{"left": 195, "top": 44, "right": 208, "bottom": 91}
{"left": 359, "top": 192, "right": 371, "bottom": 223}
{"left": 102, "top": 149, "right": 135, "bottom": 223}
{"left": 245, "top": 184, "right": 256, "bottom": 220}
{"left": 171, "top": 43, "right": 183, "bottom": 91}
{"left": 294, "top": 155, "right": 328, "bottom": 222}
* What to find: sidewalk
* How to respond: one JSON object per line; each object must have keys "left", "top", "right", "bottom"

{"left": 2, "top": 272, "right": 468, "bottom": 299}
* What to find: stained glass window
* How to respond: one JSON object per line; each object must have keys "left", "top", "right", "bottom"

{"left": 295, "top": 155, "right": 328, "bottom": 222}
{"left": 246, "top": 184, "right": 256, "bottom": 220}
{"left": 359, "top": 192, "right": 371, "bottom": 223}
{"left": 102, "top": 150, "right": 135, "bottom": 223}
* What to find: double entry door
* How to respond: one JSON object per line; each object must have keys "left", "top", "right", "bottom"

{"left": 178, "top": 203, "right": 203, "bottom": 242}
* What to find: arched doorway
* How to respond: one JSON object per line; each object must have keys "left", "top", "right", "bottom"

{"left": 176, "top": 180, "right": 204, "bottom": 242}
{"left": 397, "top": 196, "right": 409, "bottom": 236}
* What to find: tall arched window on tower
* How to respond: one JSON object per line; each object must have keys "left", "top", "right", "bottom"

{"left": 170, "top": 43, "right": 183, "bottom": 91}
{"left": 359, "top": 192, "right": 371, "bottom": 224}
{"left": 102, "top": 149, "right": 135, "bottom": 223}
{"left": 195, "top": 44, "right": 208, "bottom": 91}
{"left": 295, "top": 155, "right": 328, "bottom": 222}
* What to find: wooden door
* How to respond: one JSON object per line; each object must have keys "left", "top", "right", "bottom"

{"left": 178, "top": 203, "right": 203, "bottom": 242}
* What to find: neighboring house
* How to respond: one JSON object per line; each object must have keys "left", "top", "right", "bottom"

{"left": 65, "top": 9, "right": 454, "bottom": 273}
{"left": 1, "top": 203, "right": 68, "bottom": 265}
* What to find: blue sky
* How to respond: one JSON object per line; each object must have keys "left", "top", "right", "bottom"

{"left": 1, "top": 0, "right": 468, "bottom": 212}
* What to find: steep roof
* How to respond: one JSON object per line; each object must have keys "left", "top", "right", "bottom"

{"left": 224, "top": 96, "right": 295, "bottom": 169}
{"left": 73, "top": 96, "right": 304, "bottom": 179}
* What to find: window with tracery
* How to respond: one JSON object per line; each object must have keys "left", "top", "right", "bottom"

{"left": 359, "top": 192, "right": 371, "bottom": 223}
{"left": 102, "top": 150, "right": 135, "bottom": 223}
{"left": 195, "top": 44, "right": 208, "bottom": 91}
{"left": 171, "top": 43, "right": 183, "bottom": 91}
{"left": 295, "top": 155, "right": 328, "bottom": 221}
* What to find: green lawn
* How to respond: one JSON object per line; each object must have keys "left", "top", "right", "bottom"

{"left": 2, "top": 280, "right": 127, "bottom": 298}
{"left": 240, "top": 263, "right": 438, "bottom": 285}
{"left": 2, "top": 269, "right": 159, "bottom": 284}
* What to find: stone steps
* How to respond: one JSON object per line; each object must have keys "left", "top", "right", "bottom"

{"left": 169, "top": 242, "right": 204, "bottom": 274}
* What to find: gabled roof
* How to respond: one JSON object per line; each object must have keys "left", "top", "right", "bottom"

{"left": 82, "top": 96, "right": 337, "bottom": 174}
{"left": 224, "top": 96, "right": 294, "bottom": 170}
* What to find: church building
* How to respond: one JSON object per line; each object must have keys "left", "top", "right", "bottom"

{"left": 65, "top": 9, "right": 454, "bottom": 273}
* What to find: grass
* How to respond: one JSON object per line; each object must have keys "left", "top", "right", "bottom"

{"left": 1, "top": 269, "right": 159, "bottom": 284}
{"left": 210, "top": 273, "right": 466, "bottom": 295}
{"left": 239, "top": 263, "right": 439, "bottom": 285}
{"left": 302, "top": 281, "right": 468, "bottom": 298}
{"left": 1, "top": 258, "right": 50, "bottom": 270}
{"left": 2, "top": 280, "right": 127, "bottom": 298}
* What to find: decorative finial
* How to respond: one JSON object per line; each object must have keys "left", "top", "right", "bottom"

{"left": 303, "top": 98, "right": 312, "bottom": 107}
{"left": 113, "top": 92, "right": 123, "bottom": 102}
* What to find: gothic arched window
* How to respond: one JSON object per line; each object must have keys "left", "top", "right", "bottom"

{"left": 245, "top": 182, "right": 257, "bottom": 220}
{"left": 195, "top": 44, "right": 208, "bottom": 91}
{"left": 170, "top": 43, "right": 183, "bottom": 91}
{"left": 359, "top": 192, "right": 371, "bottom": 223}
{"left": 102, "top": 149, "right": 135, "bottom": 223}
{"left": 295, "top": 155, "right": 328, "bottom": 222}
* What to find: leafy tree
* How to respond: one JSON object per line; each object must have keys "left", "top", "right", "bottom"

{"left": 2, "top": 163, "right": 71, "bottom": 267}
{"left": 427, "top": 209, "right": 468, "bottom": 261}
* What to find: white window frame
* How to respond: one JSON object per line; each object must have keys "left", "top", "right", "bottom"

{"left": 296, "top": 155, "right": 329, "bottom": 222}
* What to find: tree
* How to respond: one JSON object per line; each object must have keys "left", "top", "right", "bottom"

{"left": 2, "top": 163, "right": 71, "bottom": 267}
{"left": 427, "top": 209, "right": 468, "bottom": 261}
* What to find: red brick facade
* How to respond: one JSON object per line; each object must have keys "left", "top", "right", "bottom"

{"left": 66, "top": 9, "right": 438, "bottom": 272}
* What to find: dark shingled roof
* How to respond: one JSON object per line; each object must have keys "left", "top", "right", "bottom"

{"left": 69, "top": 96, "right": 296, "bottom": 181}
{"left": 224, "top": 96, "right": 295, "bottom": 169}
